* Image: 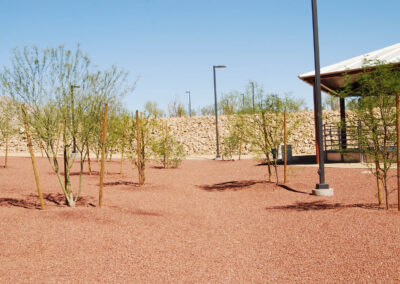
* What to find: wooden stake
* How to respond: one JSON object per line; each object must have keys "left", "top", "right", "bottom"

{"left": 136, "top": 110, "right": 141, "bottom": 185}
{"left": 4, "top": 117, "right": 9, "bottom": 168}
{"left": 99, "top": 103, "right": 108, "bottom": 208}
{"left": 140, "top": 112, "right": 145, "bottom": 184}
{"left": 165, "top": 120, "right": 169, "bottom": 168}
{"left": 284, "top": 108, "right": 287, "bottom": 183}
{"left": 21, "top": 105, "right": 45, "bottom": 210}
{"left": 396, "top": 93, "right": 400, "bottom": 211}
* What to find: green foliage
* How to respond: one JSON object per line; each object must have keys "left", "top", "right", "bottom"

{"left": 201, "top": 105, "right": 214, "bottom": 116}
{"left": 0, "top": 98, "right": 19, "bottom": 145}
{"left": 219, "top": 91, "right": 242, "bottom": 115}
{"left": 340, "top": 60, "right": 400, "bottom": 209}
{"left": 222, "top": 133, "right": 240, "bottom": 160}
{"left": 323, "top": 94, "right": 339, "bottom": 110}
{"left": 168, "top": 97, "right": 187, "bottom": 117}
{"left": 152, "top": 132, "right": 186, "bottom": 168}
{"left": 221, "top": 91, "right": 300, "bottom": 183}
{"left": 144, "top": 100, "right": 165, "bottom": 118}
{"left": 0, "top": 45, "right": 131, "bottom": 206}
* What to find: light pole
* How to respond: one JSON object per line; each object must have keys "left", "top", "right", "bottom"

{"left": 213, "top": 65, "right": 226, "bottom": 159}
{"left": 311, "top": 0, "right": 332, "bottom": 196}
{"left": 70, "top": 84, "right": 80, "bottom": 154}
{"left": 185, "top": 91, "right": 191, "bottom": 117}
{"left": 241, "top": 93, "right": 245, "bottom": 108}
{"left": 250, "top": 81, "right": 255, "bottom": 111}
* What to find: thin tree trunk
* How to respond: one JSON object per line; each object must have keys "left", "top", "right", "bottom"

{"left": 75, "top": 152, "right": 87, "bottom": 204}
{"left": 383, "top": 176, "right": 389, "bottom": 210}
{"left": 109, "top": 148, "right": 113, "bottom": 162}
{"left": 120, "top": 146, "right": 124, "bottom": 174}
{"left": 55, "top": 124, "right": 62, "bottom": 157}
{"left": 374, "top": 160, "right": 383, "bottom": 206}
{"left": 266, "top": 153, "right": 272, "bottom": 182}
{"left": 64, "top": 144, "right": 73, "bottom": 206}
{"left": 87, "top": 142, "right": 92, "bottom": 175}
{"left": 40, "top": 142, "right": 44, "bottom": 157}
{"left": 62, "top": 107, "right": 73, "bottom": 207}
{"left": 274, "top": 156, "right": 279, "bottom": 185}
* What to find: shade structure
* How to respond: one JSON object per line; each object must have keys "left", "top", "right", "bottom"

{"left": 299, "top": 43, "right": 400, "bottom": 96}
{"left": 298, "top": 43, "right": 400, "bottom": 166}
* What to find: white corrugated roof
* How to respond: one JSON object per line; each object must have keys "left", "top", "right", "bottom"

{"left": 299, "top": 43, "right": 400, "bottom": 78}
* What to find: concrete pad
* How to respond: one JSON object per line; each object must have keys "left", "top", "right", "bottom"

{"left": 312, "top": 188, "right": 334, "bottom": 196}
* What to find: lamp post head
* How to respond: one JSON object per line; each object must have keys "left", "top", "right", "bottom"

{"left": 71, "top": 85, "right": 80, "bottom": 89}
{"left": 214, "top": 65, "right": 227, "bottom": 69}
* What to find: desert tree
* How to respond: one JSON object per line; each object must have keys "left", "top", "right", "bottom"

{"left": 341, "top": 60, "right": 400, "bottom": 209}
{"left": 144, "top": 100, "right": 165, "bottom": 118}
{"left": 245, "top": 94, "right": 300, "bottom": 184}
{"left": 125, "top": 111, "right": 157, "bottom": 185}
{"left": 0, "top": 97, "right": 19, "bottom": 167}
{"left": 219, "top": 91, "right": 243, "bottom": 115}
{"left": 221, "top": 112, "right": 248, "bottom": 160}
{"left": 151, "top": 120, "right": 186, "bottom": 168}
{"left": 0, "top": 45, "right": 89, "bottom": 206}
{"left": 323, "top": 94, "right": 339, "bottom": 110}
{"left": 1, "top": 45, "right": 131, "bottom": 207}
{"left": 110, "top": 108, "right": 131, "bottom": 174}
{"left": 201, "top": 105, "right": 214, "bottom": 116}
{"left": 168, "top": 97, "right": 187, "bottom": 117}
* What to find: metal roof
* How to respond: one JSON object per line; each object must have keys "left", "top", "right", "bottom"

{"left": 298, "top": 43, "right": 400, "bottom": 95}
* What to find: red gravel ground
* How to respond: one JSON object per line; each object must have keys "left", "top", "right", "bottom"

{"left": 1, "top": 156, "right": 400, "bottom": 283}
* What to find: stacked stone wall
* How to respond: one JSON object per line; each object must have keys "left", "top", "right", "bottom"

{"left": 0, "top": 110, "right": 349, "bottom": 156}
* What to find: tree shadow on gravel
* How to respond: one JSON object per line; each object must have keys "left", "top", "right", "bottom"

{"left": 103, "top": 181, "right": 139, "bottom": 187}
{"left": 124, "top": 209, "right": 163, "bottom": 216}
{"left": 0, "top": 193, "right": 95, "bottom": 210}
{"left": 69, "top": 171, "right": 120, "bottom": 176}
{"left": 151, "top": 166, "right": 165, "bottom": 169}
{"left": 0, "top": 197, "right": 40, "bottom": 209}
{"left": 256, "top": 155, "right": 317, "bottom": 166}
{"left": 266, "top": 200, "right": 387, "bottom": 211}
{"left": 198, "top": 180, "right": 268, "bottom": 191}
{"left": 278, "top": 184, "right": 311, "bottom": 195}
{"left": 40, "top": 193, "right": 96, "bottom": 207}
{"left": 108, "top": 205, "right": 163, "bottom": 216}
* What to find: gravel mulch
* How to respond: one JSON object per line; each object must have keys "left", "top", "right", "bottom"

{"left": 0, "top": 157, "right": 399, "bottom": 283}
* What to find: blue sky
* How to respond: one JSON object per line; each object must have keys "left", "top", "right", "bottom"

{"left": 1, "top": 0, "right": 399, "bottom": 113}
